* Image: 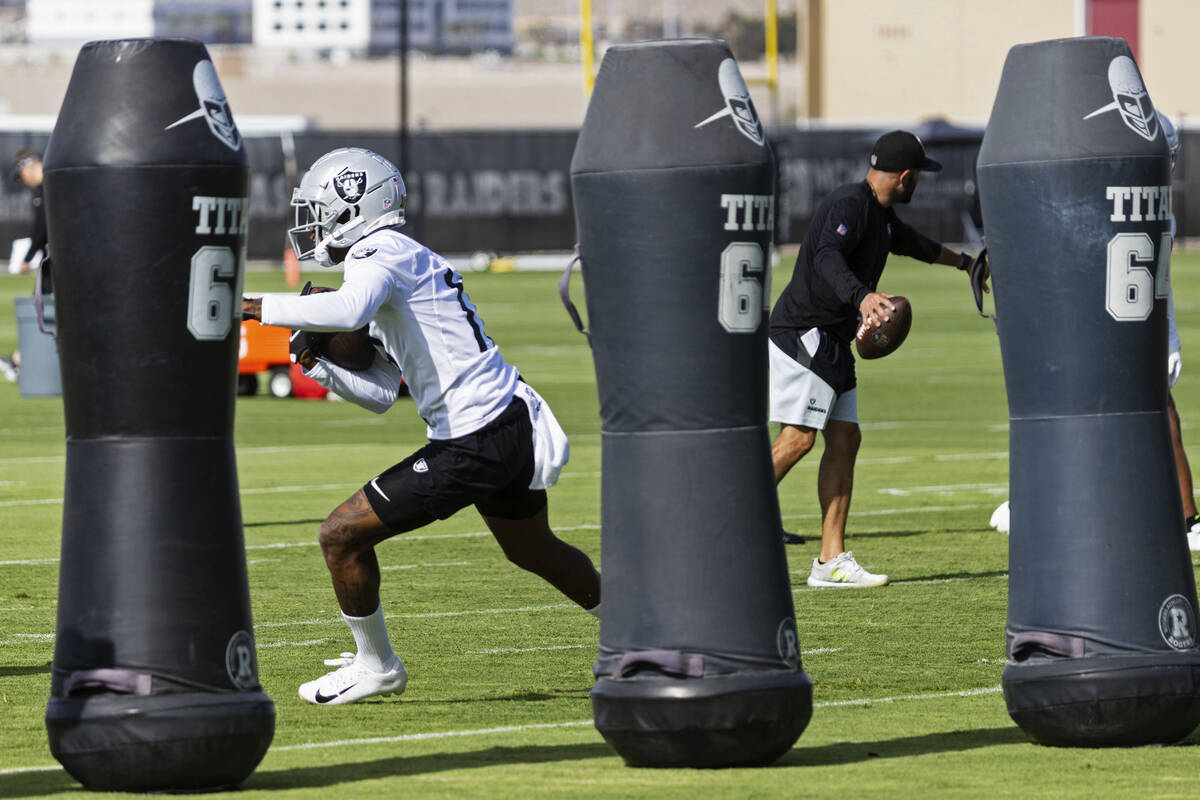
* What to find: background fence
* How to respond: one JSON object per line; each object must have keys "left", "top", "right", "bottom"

{"left": 1, "top": 125, "right": 1193, "bottom": 261}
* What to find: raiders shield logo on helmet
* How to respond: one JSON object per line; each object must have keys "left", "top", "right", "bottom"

{"left": 334, "top": 168, "right": 367, "bottom": 202}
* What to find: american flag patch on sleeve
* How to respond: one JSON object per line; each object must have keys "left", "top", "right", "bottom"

{"left": 836, "top": 223, "right": 848, "bottom": 236}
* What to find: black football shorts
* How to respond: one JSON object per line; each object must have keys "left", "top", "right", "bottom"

{"left": 363, "top": 396, "right": 547, "bottom": 532}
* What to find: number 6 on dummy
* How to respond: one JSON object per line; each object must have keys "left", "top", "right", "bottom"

{"left": 977, "top": 36, "right": 1200, "bottom": 747}
{"left": 571, "top": 40, "right": 810, "bottom": 768}
{"left": 42, "top": 39, "right": 273, "bottom": 791}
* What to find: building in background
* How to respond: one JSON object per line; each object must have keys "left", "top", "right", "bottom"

{"left": 26, "top": 0, "right": 251, "bottom": 45}
{"left": 251, "top": 0, "right": 370, "bottom": 52}
{"left": 408, "top": 0, "right": 513, "bottom": 56}
{"left": 253, "top": 0, "right": 512, "bottom": 56}
{"left": 155, "top": 0, "right": 252, "bottom": 44}
{"left": 26, "top": 0, "right": 155, "bottom": 43}
{"left": 800, "top": 0, "right": 1196, "bottom": 124}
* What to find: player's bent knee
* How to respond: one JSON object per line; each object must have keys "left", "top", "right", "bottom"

{"left": 318, "top": 514, "right": 366, "bottom": 561}
{"left": 777, "top": 424, "right": 817, "bottom": 460}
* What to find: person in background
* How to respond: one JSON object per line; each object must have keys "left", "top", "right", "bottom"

{"left": 0, "top": 148, "right": 48, "bottom": 382}
{"left": 769, "top": 130, "right": 985, "bottom": 586}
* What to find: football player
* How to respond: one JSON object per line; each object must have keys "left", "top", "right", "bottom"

{"left": 243, "top": 148, "right": 600, "bottom": 705}
{"left": 1159, "top": 113, "right": 1200, "bottom": 547}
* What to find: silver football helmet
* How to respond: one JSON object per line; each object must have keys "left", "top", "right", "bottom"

{"left": 288, "top": 147, "right": 406, "bottom": 266}
{"left": 1157, "top": 110, "right": 1180, "bottom": 172}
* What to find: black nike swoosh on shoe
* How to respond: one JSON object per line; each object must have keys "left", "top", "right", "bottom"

{"left": 314, "top": 683, "right": 358, "bottom": 703}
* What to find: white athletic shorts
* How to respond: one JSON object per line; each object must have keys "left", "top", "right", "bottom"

{"left": 768, "top": 338, "right": 858, "bottom": 430}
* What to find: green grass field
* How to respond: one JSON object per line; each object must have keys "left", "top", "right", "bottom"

{"left": 2, "top": 251, "right": 1200, "bottom": 798}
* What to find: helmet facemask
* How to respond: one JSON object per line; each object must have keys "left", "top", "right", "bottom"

{"left": 287, "top": 148, "right": 408, "bottom": 267}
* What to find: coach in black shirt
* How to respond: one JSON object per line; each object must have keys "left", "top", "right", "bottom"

{"left": 768, "top": 130, "right": 985, "bottom": 587}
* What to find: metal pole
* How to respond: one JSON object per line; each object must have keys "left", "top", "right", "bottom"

{"left": 581, "top": 0, "right": 595, "bottom": 96}
{"left": 765, "top": 0, "right": 779, "bottom": 131}
{"left": 399, "top": 0, "right": 412, "bottom": 235}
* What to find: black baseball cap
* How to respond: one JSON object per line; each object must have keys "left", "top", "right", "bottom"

{"left": 869, "top": 130, "right": 942, "bottom": 173}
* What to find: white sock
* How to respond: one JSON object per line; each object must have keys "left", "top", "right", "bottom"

{"left": 586, "top": 602, "right": 601, "bottom": 619}
{"left": 342, "top": 604, "right": 397, "bottom": 673}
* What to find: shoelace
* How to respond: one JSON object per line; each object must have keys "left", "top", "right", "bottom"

{"left": 833, "top": 552, "right": 866, "bottom": 579}
{"left": 315, "top": 654, "right": 367, "bottom": 692}
{"left": 323, "top": 652, "right": 356, "bottom": 667}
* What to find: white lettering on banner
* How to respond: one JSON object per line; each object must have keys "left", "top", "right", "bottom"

{"left": 720, "top": 193, "right": 774, "bottom": 233}
{"left": 193, "top": 195, "right": 249, "bottom": 235}
{"left": 415, "top": 170, "right": 568, "bottom": 217}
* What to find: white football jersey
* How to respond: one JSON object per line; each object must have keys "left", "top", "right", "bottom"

{"left": 1168, "top": 214, "right": 1180, "bottom": 355}
{"left": 261, "top": 227, "right": 519, "bottom": 439}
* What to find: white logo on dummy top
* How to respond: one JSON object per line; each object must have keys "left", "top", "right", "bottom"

{"left": 694, "top": 58, "right": 765, "bottom": 146}
{"left": 165, "top": 60, "right": 242, "bottom": 151}
{"left": 1083, "top": 55, "right": 1159, "bottom": 142}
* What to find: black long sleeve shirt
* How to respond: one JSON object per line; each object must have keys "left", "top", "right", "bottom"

{"left": 770, "top": 180, "right": 941, "bottom": 343}
{"left": 21, "top": 184, "right": 47, "bottom": 264}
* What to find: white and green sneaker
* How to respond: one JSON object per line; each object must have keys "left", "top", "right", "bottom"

{"left": 807, "top": 551, "right": 888, "bottom": 588}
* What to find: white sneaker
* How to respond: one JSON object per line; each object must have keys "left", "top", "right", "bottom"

{"left": 0, "top": 356, "right": 16, "bottom": 383}
{"left": 807, "top": 551, "right": 889, "bottom": 588}
{"left": 989, "top": 500, "right": 1010, "bottom": 534}
{"left": 298, "top": 652, "right": 408, "bottom": 705}
{"left": 1187, "top": 530, "right": 1200, "bottom": 552}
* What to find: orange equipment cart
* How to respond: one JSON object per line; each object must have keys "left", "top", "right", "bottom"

{"left": 237, "top": 319, "right": 327, "bottom": 399}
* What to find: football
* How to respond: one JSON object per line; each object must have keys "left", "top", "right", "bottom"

{"left": 855, "top": 295, "right": 912, "bottom": 360}
{"left": 305, "top": 285, "right": 376, "bottom": 371}
{"left": 312, "top": 326, "right": 375, "bottom": 371}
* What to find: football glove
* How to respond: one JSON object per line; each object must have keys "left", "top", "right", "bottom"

{"left": 967, "top": 249, "right": 995, "bottom": 328}
{"left": 1169, "top": 351, "right": 1182, "bottom": 388}
{"left": 290, "top": 281, "right": 319, "bottom": 366}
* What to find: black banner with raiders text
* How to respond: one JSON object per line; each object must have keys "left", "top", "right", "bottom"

{"left": 0, "top": 127, "right": 1194, "bottom": 260}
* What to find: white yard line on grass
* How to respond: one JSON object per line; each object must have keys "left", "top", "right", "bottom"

{"left": 0, "top": 684, "right": 1007, "bottom": 775}
{"left": 877, "top": 484, "right": 1006, "bottom": 497}
{"left": 793, "top": 574, "right": 1008, "bottom": 591}
{"left": 254, "top": 604, "right": 579, "bottom": 630}
{"left": 0, "top": 498, "right": 63, "bottom": 508}
{"left": 817, "top": 685, "right": 1003, "bottom": 707}
{"left": 782, "top": 503, "right": 991, "bottom": 522}
{"left": 466, "top": 644, "right": 589, "bottom": 655}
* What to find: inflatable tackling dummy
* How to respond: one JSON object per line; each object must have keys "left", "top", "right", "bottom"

{"left": 977, "top": 37, "right": 1200, "bottom": 746}
{"left": 570, "top": 40, "right": 812, "bottom": 767}
{"left": 43, "top": 39, "right": 274, "bottom": 790}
